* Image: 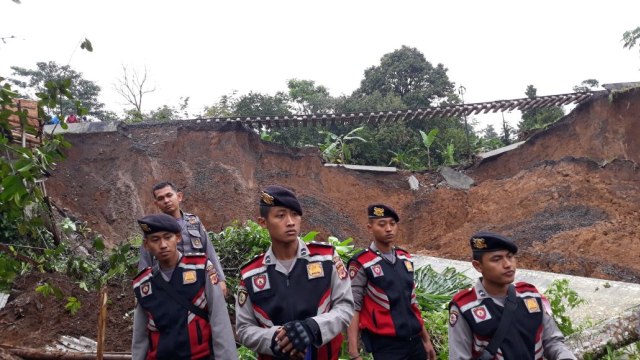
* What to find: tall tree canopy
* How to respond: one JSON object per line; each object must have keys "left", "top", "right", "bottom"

{"left": 8, "top": 61, "right": 105, "bottom": 118}
{"left": 518, "top": 85, "right": 564, "bottom": 132}
{"left": 356, "top": 45, "right": 457, "bottom": 108}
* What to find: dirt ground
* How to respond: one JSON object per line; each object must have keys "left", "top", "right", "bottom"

{"left": 2, "top": 88, "right": 640, "bottom": 352}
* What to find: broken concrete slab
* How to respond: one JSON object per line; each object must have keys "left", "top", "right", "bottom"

{"left": 439, "top": 167, "right": 474, "bottom": 189}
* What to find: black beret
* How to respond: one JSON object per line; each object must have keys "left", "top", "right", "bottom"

{"left": 470, "top": 231, "right": 518, "bottom": 254}
{"left": 260, "top": 185, "right": 302, "bottom": 215}
{"left": 138, "top": 213, "right": 181, "bottom": 236}
{"left": 367, "top": 204, "right": 400, "bottom": 222}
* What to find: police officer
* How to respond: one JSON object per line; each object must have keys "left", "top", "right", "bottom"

{"left": 131, "top": 213, "right": 238, "bottom": 360}
{"left": 235, "top": 185, "right": 354, "bottom": 359}
{"left": 347, "top": 204, "right": 437, "bottom": 360}
{"left": 139, "top": 181, "right": 228, "bottom": 296}
{"left": 448, "top": 231, "right": 576, "bottom": 360}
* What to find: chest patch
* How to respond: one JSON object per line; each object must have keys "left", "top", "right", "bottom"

{"left": 524, "top": 298, "right": 541, "bottom": 313}
{"left": 140, "top": 282, "right": 152, "bottom": 297}
{"left": 191, "top": 237, "right": 203, "bottom": 249}
{"left": 307, "top": 262, "right": 325, "bottom": 279}
{"left": 252, "top": 274, "right": 270, "bottom": 292}
{"left": 183, "top": 270, "right": 197, "bottom": 284}
{"left": 371, "top": 264, "right": 384, "bottom": 277}
{"left": 471, "top": 305, "right": 492, "bottom": 323}
{"left": 404, "top": 260, "right": 414, "bottom": 272}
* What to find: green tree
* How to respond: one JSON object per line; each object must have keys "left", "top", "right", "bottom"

{"left": 572, "top": 79, "right": 599, "bottom": 93}
{"left": 622, "top": 26, "right": 640, "bottom": 52}
{"left": 203, "top": 91, "right": 238, "bottom": 118}
{"left": 233, "top": 91, "right": 292, "bottom": 117}
{"left": 518, "top": 85, "right": 564, "bottom": 132}
{"left": 482, "top": 124, "right": 499, "bottom": 139}
{"left": 357, "top": 45, "right": 456, "bottom": 108}
{"left": 8, "top": 61, "right": 105, "bottom": 118}
{"left": 500, "top": 113, "right": 514, "bottom": 145}
{"left": 287, "top": 79, "right": 335, "bottom": 114}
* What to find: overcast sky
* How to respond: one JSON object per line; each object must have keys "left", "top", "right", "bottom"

{"left": 1, "top": 0, "right": 639, "bottom": 130}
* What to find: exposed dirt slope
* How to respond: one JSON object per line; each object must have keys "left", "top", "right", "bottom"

{"left": 44, "top": 88, "right": 640, "bottom": 282}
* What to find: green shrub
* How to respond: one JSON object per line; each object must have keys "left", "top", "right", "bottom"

{"left": 209, "top": 220, "right": 271, "bottom": 293}
{"left": 543, "top": 278, "right": 585, "bottom": 335}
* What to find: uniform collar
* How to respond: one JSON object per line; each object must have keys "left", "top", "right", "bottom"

{"left": 369, "top": 242, "right": 395, "bottom": 255}
{"left": 263, "top": 238, "right": 308, "bottom": 265}
{"left": 474, "top": 278, "right": 509, "bottom": 299}
{"left": 153, "top": 252, "right": 183, "bottom": 273}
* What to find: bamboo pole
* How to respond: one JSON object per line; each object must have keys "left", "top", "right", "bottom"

{"left": 96, "top": 286, "right": 108, "bottom": 360}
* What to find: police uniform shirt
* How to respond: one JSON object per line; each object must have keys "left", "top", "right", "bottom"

{"left": 138, "top": 211, "right": 226, "bottom": 283}
{"left": 448, "top": 279, "right": 576, "bottom": 360}
{"left": 235, "top": 239, "right": 354, "bottom": 355}
{"left": 131, "top": 253, "right": 238, "bottom": 360}
{"left": 350, "top": 242, "right": 397, "bottom": 311}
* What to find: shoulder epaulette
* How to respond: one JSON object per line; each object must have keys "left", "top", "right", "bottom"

{"left": 132, "top": 267, "right": 153, "bottom": 288}
{"left": 134, "top": 267, "right": 152, "bottom": 280}
{"left": 240, "top": 253, "right": 265, "bottom": 272}
{"left": 395, "top": 247, "right": 411, "bottom": 256}
{"left": 307, "top": 241, "right": 335, "bottom": 255}
{"left": 353, "top": 248, "right": 369, "bottom": 258}
{"left": 307, "top": 241, "right": 333, "bottom": 248}
{"left": 515, "top": 282, "right": 539, "bottom": 294}
{"left": 451, "top": 287, "right": 476, "bottom": 305}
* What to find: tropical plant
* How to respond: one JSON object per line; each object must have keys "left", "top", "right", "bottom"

{"left": 413, "top": 265, "right": 472, "bottom": 359}
{"left": 414, "top": 265, "right": 472, "bottom": 312}
{"left": 388, "top": 149, "right": 422, "bottom": 170}
{"left": 442, "top": 142, "right": 456, "bottom": 166}
{"left": 419, "top": 129, "right": 439, "bottom": 169}
{"left": 301, "top": 231, "right": 356, "bottom": 263}
{"left": 319, "top": 126, "right": 367, "bottom": 164}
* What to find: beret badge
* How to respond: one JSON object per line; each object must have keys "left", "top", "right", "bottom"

{"left": 373, "top": 207, "right": 385, "bottom": 217}
{"left": 139, "top": 223, "right": 151, "bottom": 232}
{"left": 260, "top": 191, "right": 275, "bottom": 205}
{"left": 472, "top": 238, "right": 487, "bottom": 249}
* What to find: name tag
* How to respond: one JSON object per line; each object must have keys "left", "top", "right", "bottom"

{"left": 307, "top": 262, "right": 325, "bottom": 279}
{"left": 183, "top": 270, "right": 197, "bottom": 284}
{"left": 524, "top": 298, "right": 541, "bottom": 313}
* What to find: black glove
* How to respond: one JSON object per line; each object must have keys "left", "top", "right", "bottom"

{"left": 270, "top": 331, "right": 286, "bottom": 358}
{"left": 283, "top": 320, "right": 312, "bottom": 353}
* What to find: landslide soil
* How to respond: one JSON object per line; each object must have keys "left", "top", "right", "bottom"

{"left": 2, "top": 89, "right": 640, "bottom": 352}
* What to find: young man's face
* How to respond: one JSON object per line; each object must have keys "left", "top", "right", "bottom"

{"left": 472, "top": 250, "right": 517, "bottom": 287}
{"left": 153, "top": 186, "right": 183, "bottom": 216}
{"left": 259, "top": 206, "right": 301, "bottom": 245}
{"left": 367, "top": 217, "right": 397, "bottom": 245}
{"left": 144, "top": 231, "right": 181, "bottom": 264}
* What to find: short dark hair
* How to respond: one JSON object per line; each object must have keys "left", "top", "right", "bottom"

{"left": 259, "top": 205, "right": 271, "bottom": 218}
{"left": 152, "top": 181, "right": 179, "bottom": 197}
{"left": 472, "top": 252, "right": 484, "bottom": 262}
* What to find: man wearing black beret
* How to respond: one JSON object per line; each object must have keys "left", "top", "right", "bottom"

{"left": 235, "top": 185, "right": 354, "bottom": 360}
{"left": 131, "top": 214, "right": 238, "bottom": 360}
{"left": 448, "top": 231, "right": 576, "bottom": 360}
{"left": 347, "top": 204, "right": 437, "bottom": 360}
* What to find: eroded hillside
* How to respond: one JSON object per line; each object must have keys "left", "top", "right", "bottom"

{"left": 46, "top": 89, "right": 640, "bottom": 282}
